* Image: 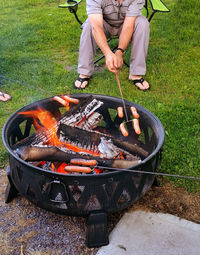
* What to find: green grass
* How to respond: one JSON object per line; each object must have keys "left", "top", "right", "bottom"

{"left": 0, "top": 0, "right": 199, "bottom": 192}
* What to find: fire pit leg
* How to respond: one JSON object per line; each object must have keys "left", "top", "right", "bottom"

{"left": 86, "top": 211, "right": 109, "bottom": 248}
{"left": 5, "top": 166, "right": 19, "bottom": 203}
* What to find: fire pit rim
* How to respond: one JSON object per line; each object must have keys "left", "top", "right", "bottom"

{"left": 2, "top": 93, "right": 165, "bottom": 177}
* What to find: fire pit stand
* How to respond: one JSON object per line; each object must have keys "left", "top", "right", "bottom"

{"left": 2, "top": 93, "right": 165, "bottom": 248}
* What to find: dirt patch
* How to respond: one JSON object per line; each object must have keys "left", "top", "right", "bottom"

{"left": 0, "top": 168, "right": 200, "bottom": 255}
{"left": 132, "top": 179, "right": 200, "bottom": 224}
{"left": 94, "top": 64, "right": 106, "bottom": 73}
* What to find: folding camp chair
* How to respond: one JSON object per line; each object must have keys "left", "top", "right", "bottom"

{"left": 58, "top": 0, "right": 170, "bottom": 65}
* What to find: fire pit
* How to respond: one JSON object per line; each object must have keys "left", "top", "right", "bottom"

{"left": 2, "top": 93, "right": 164, "bottom": 247}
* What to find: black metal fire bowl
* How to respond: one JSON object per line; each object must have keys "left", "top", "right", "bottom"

{"left": 2, "top": 93, "right": 165, "bottom": 248}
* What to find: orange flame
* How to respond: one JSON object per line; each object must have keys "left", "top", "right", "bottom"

{"left": 94, "top": 168, "right": 102, "bottom": 174}
{"left": 56, "top": 163, "right": 68, "bottom": 173}
{"left": 18, "top": 107, "right": 99, "bottom": 156}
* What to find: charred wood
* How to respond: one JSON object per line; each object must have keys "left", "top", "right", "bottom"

{"left": 58, "top": 95, "right": 103, "bottom": 129}
{"left": 16, "top": 146, "right": 140, "bottom": 169}
{"left": 58, "top": 124, "right": 148, "bottom": 159}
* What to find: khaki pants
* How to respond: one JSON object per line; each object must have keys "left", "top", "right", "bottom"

{"left": 78, "top": 15, "right": 150, "bottom": 77}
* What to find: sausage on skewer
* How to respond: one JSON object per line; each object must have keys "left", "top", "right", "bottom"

{"left": 64, "top": 165, "right": 92, "bottom": 173}
{"left": 133, "top": 118, "right": 141, "bottom": 135}
{"left": 117, "top": 106, "right": 124, "bottom": 118}
{"left": 120, "top": 122, "right": 129, "bottom": 136}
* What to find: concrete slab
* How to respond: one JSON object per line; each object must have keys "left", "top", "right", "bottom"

{"left": 97, "top": 210, "right": 200, "bottom": 255}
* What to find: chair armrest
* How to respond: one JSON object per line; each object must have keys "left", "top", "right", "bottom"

{"left": 59, "top": 0, "right": 82, "bottom": 8}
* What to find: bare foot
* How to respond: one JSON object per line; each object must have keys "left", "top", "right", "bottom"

{"left": 74, "top": 74, "right": 90, "bottom": 89}
{"left": 129, "top": 75, "right": 150, "bottom": 90}
{"left": 0, "top": 92, "right": 12, "bottom": 102}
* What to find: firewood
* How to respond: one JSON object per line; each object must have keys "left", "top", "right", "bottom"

{"left": 58, "top": 124, "right": 148, "bottom": 159}
{"left": 16, "top": 146, "right": 140, "bottom": 169}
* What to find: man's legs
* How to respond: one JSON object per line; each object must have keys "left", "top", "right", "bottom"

{"left": 75, "top": 19, "right": 114, "bottom": 89}
{"left": 129, "top": 15, "right": 150, "bottom": 90}
{"left": 74, "top": 19, "right": 96, "bottom": 89}
{"left": 78, "top": 19, "right": 97, "bottom": 77}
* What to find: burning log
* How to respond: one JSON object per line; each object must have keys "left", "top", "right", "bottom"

{"left": 58, "top": 95, "right": 103, "bottom": 130}
{"left": 58, "top": 124, "right": 148, "bottom": 159}
{"left": 14, "top": 122, "right": 148, "bottom": 162}
{"left": 16, "top": 146, "right": 140, "bottom": 169}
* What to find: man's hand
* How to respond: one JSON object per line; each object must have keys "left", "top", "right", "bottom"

{"left": 105, "top": 50, "right": 124, "bottom": 73}
{"left": 115, "top": 50, "right": 124, "bottom": 69}
{"left": 105, "top": 51, "right": 118, "bottom": 73}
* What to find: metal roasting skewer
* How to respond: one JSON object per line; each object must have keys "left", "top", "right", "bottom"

{"left": 95, "top": 165, "right": 200, "bottom": 181}
{"left": 116, "top": 72, "right": 129, "bottom": 122}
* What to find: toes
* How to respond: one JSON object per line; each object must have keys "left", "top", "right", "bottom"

{"left": 74, "top": 81, "right": 80, "bottom": 88}
{"left": 143, "top": 80, "right": 150, "bottom": 90}
{"left": 74, "top": 80, "right": 88, "bottom": 89}
{"left": 129, "top": 77, "right": 150, "bottom": 91}
{"left": 80, "top": 81, "right": 88, "bottom": 89}
{"left": 74, "top": 76, "right": 90, "bottom": 89}
{"left": 135, "top": 82, "right": 146, "bottom": 90}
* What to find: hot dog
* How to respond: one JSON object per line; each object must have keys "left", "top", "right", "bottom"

{"left": 62, "top": 95, "right": 79, "bottom": 104}
{"left": 133, "top": 118, "right": 141, "bottom": 135}
{"left": 70, "top": 158, "right": 97, "bottom": 166}
{"left": 64, "top": 165, "right": 92, "bottom": 173}
{"left": 130, "top": 106, "right": 140, "bottom": 119}
{"left": 117, "top": 106, "right": 124, "bottom": 118}
{"left": 120, "top": 122, "right": 129, "bottom": 136}
{"left": 54, "top": 96, "right": 67, "bottom": 106}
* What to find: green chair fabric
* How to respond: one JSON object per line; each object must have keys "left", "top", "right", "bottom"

{"left": 142, "top": 4, "right": 148, "bottom": 18}
{"left": 147, "top": 0, "right": 170, "bottom": 21}
{"left": 59, "top": 0, "right": 82, "bottom": 8}
{"left": 150, "top": 0, "right": 170, "bottom": 12}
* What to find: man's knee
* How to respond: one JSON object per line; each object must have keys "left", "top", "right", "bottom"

{"left": 135, "top": 15, "right": 150, "bottom": 32}
{"left": 81, "top": 18, "right": 92, "bottom": 34}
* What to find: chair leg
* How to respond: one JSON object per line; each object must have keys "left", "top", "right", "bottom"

{"left": 124, "top": 60, "right": 129, "bottom": 67}
{"left": 94, "top": 55, "right": 105, "bottom": 65}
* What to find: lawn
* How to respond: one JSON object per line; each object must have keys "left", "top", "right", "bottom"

{"left": 0, "top": 0, "right": 199, "bottom": 192}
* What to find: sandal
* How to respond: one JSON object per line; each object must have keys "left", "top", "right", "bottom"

{"left": 0, "top": 92, "right": 12, "bottom": 102}
{"left": 132, "top": 78, "right": 150, "bottom": 91}
{"left": 74, "top": 76, "right": 90, "bottom": 90}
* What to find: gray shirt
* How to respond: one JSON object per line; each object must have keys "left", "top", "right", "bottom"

{"left": 86, "top": 0, "right": 145, "bottom": 28}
